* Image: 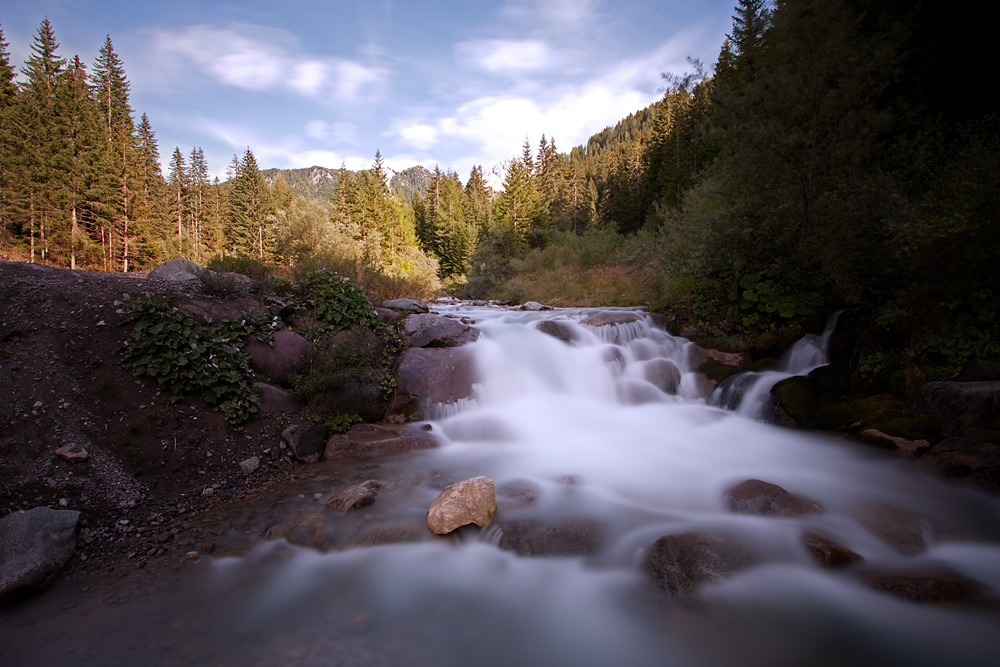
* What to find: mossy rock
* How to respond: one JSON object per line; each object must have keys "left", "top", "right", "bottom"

{"left": 849, "top": 394, "right": 941, "bottom": 443}
{"left": 700, "top": 358, "right": 745, "bottom": 384}
{"left": 758, "top": 326, "right": 804, "bottom": 358}
{"left": 807, "top": 359, "right": 852, "bottom": 401}
{"left": 697, "top": 335, "right": 754, "bottom": 354}
{"left": 772, "top": 376, "right": 819, "bottom": 427}
{"left": 749, "top": 357, "right": 780, "bottom": 372}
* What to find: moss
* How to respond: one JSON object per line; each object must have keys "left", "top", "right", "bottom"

{"left": 697, "top": 335, "right": 755, "bottom": 354}
{"left": 772, "top": 376, "right": 818, "bottom": 427}
{"left": 758, "top": 325, "right": 804, "bottom": 358}
{"left": 849, "top": 394, "right": 941, "bottom": 442}
{"left": 700, "top": 358, "right": 745, "bottom": 383}
{"left": 749, "top": 357, "right": 780, "bottom": 372}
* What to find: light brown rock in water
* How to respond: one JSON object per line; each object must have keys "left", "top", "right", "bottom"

{"left": 851, "top": 502, "right": 927, "bottom": 556}
{"left": 725, "top": 479, "right": 824, "bottom": 517}
{"left": 426, "top": 476, "right": 497, "bottom": 535}
{"left": 55, "top": 444, "right": 88, "bottom": 462}
{"left": 287, "top": 514, "right": 332, "bottom": 550}
{"left": 862, "top": 574, "right": 981, "bottom": 603}
{"left": 860, "top": 429, "right": 931, "bottom": 456}
{"left": 326, "top": 480, "right": 380, "bottom": 513}
{"left": 644, "top": 532, "right": 759, "bottom": 597}
{"left": 582, "top": 311, "right": 641, "bottom": 327}
{"left": 802, "top": 533, "right": 864, "bottom": 569}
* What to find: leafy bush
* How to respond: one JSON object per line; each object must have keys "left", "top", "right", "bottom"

{"left": 117, "top": 293, "right": 279, "bottom": 423}
{"left": 197, "top": 269, "right": 245, "bottom": 298}
{"left": 302, "top": 270, "right": 381, "bottom": 332}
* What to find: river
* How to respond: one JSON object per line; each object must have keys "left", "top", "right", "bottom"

{"left": 3, "top": 303, "right": 999, "bottom": 666}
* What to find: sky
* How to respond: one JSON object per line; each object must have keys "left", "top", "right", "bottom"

{"left": 2, "top": 0, "right": 735, "bottom": 185}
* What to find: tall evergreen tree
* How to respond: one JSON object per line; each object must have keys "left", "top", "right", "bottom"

{"left": 226, "top": 148, "right": 273, "bottom": 257}
{"left": 0, "top": 23, "right": 19, "bottom": 246}
{"left": 90, "top": 36, "right": 136, "bottom": 270}
{"left": 167, "top": 147, "right": 187, "bottom": 250}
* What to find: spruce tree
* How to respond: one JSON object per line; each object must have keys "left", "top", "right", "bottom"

{"left": 90, "top": 36, "right": 136, "bottom": 270}
{"left": 0, "top": 23, "right": 18, "bottom": 247}
{"left": 225, "top": 148, "right": 272, "bottom": 257}
{"left": 167, "top": 147, "right": 187, "bottom": 250}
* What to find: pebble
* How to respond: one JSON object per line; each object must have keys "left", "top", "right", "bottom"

{"left": 185, "top": 551, "right": 198, "bottom": 560}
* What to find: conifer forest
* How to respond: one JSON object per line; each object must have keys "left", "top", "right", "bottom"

{"left": 1, "top": 1, "right": 998, "bottom": 384}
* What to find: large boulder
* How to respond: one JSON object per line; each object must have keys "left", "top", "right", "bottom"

{"left": 403, "top": 313, "right": 479, "bottom": 348}
{"left": 725, "top": 479, "right": 824, "bottom": 517}
{"left": 499, "top": 519, "right": 602, "bottom": 556}
{"left": 247, "top": 330, "right": 310, "bottom": 384}
{"left": 381, "top": 298, "right": 429, "bottom": 313}
{"left": 255, "top": 382, "right": 304, "bottom": 413}
{"left": 687, "top": 344, "right": 752, "bottom": 371}
{"left": 389, "top": 347, "right": 477, "bottom": 421}
{"left": 281, "top": 424, "right": 328, "bottom": 463}
{"left": 582, "top": 311, "right": 642, "bottom": 327}
{"left": 536, "top": 320, "right": 576, "bottom": 344}
{"left": 644, "top": 532, "right": 759, "bottom": 597}
{"left": 324, "top": 424, "right": 439, "bottom": 460}
{"left": 167, "top": 296, "right": 267, "bottom": 323}
{"left": 426, "top": 476, "right": 497, "bottom": 535}
{"left": 912, "top": 381, "right": 1000, "bottom": 437}
{"left": 147, "top": 258, "right": 204, "bottom": 282}
{"left": 0, "top": 508, "right": 80, "bottom": 603}
{"left": 919, "top": 431, "right": 1000, "bottom": 493}
{"left": 644, "top": 358, "right": 681, "bottom": 394}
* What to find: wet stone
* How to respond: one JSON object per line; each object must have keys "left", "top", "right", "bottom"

{"left": 802, "top": 533, "right": 864, "bottom": 569}
{"left": 644, "top": 532, "right": 759, "bottom": 597}
{"left": 725, "top": 479, "right": 823, "bottom": 517}
{"left": 326, "top": 480, "right": 380, "bottom": 513}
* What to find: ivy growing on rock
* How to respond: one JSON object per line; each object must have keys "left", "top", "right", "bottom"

{"left": 116, "top": 293, "right": 279, "bottom": 423}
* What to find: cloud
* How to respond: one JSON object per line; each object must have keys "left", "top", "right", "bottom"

{"left": 458, "top": 39, "right": 554, "bottom": 73}
{"left": 390, "top": 38, "right": 694, "bottom": 177}
{"left": 149, "top": 24, "right": 388, "bottom": 104}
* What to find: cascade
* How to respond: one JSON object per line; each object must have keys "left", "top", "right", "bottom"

{"left": 8, "top": 304, "right": 998, "bottom": 667}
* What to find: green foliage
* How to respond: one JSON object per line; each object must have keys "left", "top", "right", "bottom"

{"left": 320, "top": 412, "right": 363, "bottom": 434}
{"left": 302, "top": 269, "right": 380, "bottom": 332}
{"left": 737, "top": 275, "right": 822, "bottom": 320}
{"left": 116, "top": 293, "right": 279, "bottom": 423}
{"left": 912, "top": 294, "right": 1000, "bottom": 367}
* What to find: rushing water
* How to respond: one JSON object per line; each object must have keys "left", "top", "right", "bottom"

{"left": 4, "top": 304, "right": 1000, "bottom": 667}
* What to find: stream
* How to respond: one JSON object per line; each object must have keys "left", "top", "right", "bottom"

{"left": 3, "top": 303, "right": 999, "bottom": 666}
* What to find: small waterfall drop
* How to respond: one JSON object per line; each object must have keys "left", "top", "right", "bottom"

{"left": 712, "top": 312, "right": 841, "bottom": 420}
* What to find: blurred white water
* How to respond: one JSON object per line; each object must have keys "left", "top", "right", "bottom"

{"left": 7, "top": 304, "right": 999, "bottom": 667}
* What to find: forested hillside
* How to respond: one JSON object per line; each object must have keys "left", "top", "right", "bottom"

{"left": 1, "top": 1, "right": 997, "bottom": 389}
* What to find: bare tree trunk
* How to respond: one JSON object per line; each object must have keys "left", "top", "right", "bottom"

{"left": 71, "top": 206, "right": 77, "bottom": 270}
{"left": 29, "top": 189, "right": 35, "bottom": 264}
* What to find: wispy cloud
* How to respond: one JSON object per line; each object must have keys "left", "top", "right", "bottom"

{"left": 457, "top": 39, "right": 555, "bottom": 74}
{"left": 148, "top": 24, "right": 389, "bottom": 104}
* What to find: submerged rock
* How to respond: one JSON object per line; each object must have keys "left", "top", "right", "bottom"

{"left": 324, "top": 424, "right": 438, "bottom": 460}
{"left": 499, "top": 519, "right": 602, "bottom": 556}
{"left": 0, "top": 508, "right": 80, "bottom": 603}
{"left": 802, "top": 533, "right": 864, "bottom": 569}
{"left": 862, "top": 574, "right": 981, "bottom": 603}
{"left": 725, "top": 479, "right": 824, "bottom": 517}
{"left": 644, "top": 358, "right": 681, "bottom": 394}
{"left": 851, "top": 503, "right": 927, "bottom": 556}
{"left": 326, "top": 480, "right": 380, "bottom": 513}
{"left": 426, "top": 476, "right": 497, "bottom": 535}
{"left": 286, "top": 514, "right": 332, "bottom": 550}
{"left": 644, "top": 532, "right": 759, "bottom": 597}
{"left": 536, "top": 320, "right": 576, "bottom": 344}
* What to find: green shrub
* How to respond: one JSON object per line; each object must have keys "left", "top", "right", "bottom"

{"left": 117, "top": 293, "right": 279, "bottom": 423}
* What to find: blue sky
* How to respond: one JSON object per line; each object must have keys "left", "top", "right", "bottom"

{"left": 2, "top": 0, "right": 734, "bottom": 184}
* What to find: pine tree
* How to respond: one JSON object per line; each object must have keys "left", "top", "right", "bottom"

{"left": 0, "top": 23, "right": 19, "bottom": 247}
{"left": 226, "top": 148, "right": 273, "bottom": 257}
{"left": 132, "top": 113, "right": 169, "bottom": 266}
{"left": 91, "top": 36, "right": 136, "bottom": 270}
{"left": 167, "top": 147, "right": 187, "bottom": 251}
{"left": 19, "top": 18, "right": 67, "bottom": 264}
